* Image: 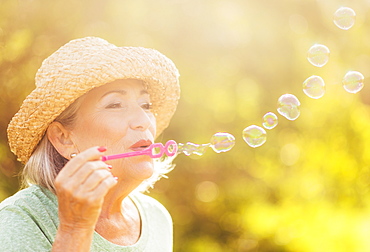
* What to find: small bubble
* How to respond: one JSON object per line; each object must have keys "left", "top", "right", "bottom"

{"left": 333, "top": 7, "right": 356, "bottom": 30}
{"left": 177, "top": 143, "right": 185, "bottom": 153}
{"left": 307, "top": 44, "right": 330, "bottom": 67}
{"left": 177, "top": 142, "right": 210, "bottom": 156}
{"left": 303, "top": 75, "right": 326, "bottom": 99}
{"left": 181, "top": 142, "right": 199, "bottom": 156}
{"left": 277, "top": 94, "right": 301, "bottom": 120}
{"left": 210, "top": 132, "right": 235, "bottom": 153}
{"left": 242, "top": 125, "right": 267, "bottom": 148}
{"left": 343, "top": 71, "right": 364, "bottom": 94}
{"left": 262, "top": 112, "right": 278, "bottom": 129}
{"left": 193, "top": 144, "right": 210, "bottom": 156}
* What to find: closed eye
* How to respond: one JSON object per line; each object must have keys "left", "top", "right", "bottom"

{"left": 106, "top": 102, "right": 122, "bottom": 109}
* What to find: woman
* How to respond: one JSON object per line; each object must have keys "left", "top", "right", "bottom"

{"left": 0, "top": 37, "right": 180, "bottom": 251}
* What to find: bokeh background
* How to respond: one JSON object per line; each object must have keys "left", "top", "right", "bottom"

{"left": 2, "top": 0, "right": 370, "bottom": 251}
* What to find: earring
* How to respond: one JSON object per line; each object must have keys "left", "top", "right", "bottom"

{"left": 70, "top": 153, "right": 77, "bottom": 158}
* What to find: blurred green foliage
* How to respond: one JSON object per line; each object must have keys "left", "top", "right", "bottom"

{"left": 2, "top": 0, "right": 370, "bottom": 251}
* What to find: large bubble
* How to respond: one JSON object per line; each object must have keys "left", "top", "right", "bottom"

{"left": 303, "top": 75, "right": 326, "bottom": 99}
{"left": 210, "top": 132, "right": 236, "bottom": 153}
{"left": 307, "top": 44, "right": 330, "bottom": 67}
{"left": 342, "top": 71, "right": 364, "bottom": 94}
{"left": 333, "top": 7, "right": 356, "bottom": 30}
{"left": 242, "top": 125, "right": 267, "bottom": 148}
{"left": 277, "top": 94, "right": 301, "bottom": 120}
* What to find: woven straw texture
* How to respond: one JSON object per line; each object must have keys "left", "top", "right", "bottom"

{"left": 7, "top": 37, "right": 180, "bottom": 164}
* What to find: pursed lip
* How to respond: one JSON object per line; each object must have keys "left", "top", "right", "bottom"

{"left": 129, "top": 139, "right": 153, "bottom": 151}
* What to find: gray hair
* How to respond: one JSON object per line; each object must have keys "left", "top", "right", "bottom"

{"left": 22, "top": 97, "right": 174, "bottom": 194}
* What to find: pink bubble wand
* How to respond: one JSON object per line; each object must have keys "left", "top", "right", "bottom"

{"left": 102, "top": 140, "right": 178, "bottom": 161}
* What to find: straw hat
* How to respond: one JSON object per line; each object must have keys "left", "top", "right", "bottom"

{"left": 7, "top": 37, "right": 180, "bottom": 164}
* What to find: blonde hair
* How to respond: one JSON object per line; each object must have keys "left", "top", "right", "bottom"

{"left": 22, "top": 96, "right": 174, "bottom": 194}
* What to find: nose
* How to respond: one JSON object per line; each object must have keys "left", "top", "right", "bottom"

{"left": 129, "top": 105, "right": 154, "bottom": 132}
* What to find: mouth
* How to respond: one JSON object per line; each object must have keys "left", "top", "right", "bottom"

{"left": 129, "top": 139, "right": 153, "bottom": 151}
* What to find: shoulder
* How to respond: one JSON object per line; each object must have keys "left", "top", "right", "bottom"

{"left": 0, "top": 185, "right": 58, "bottom": 226}
{"left": 0, "top": 185, "right": 56, "bottom": 212}
{"left": 0, "top": 186, "right": 57, "bottom": 251}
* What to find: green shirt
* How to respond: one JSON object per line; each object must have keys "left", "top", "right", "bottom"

{"left": 0, "top": 185, "right": 173, "bottom": 251}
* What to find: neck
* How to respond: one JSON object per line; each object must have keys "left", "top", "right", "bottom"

{"left": 99, "top": 178, "right": 142, "bottom": 217}
{"left": 95, "top": 180, "right": 142, "bottom": 246}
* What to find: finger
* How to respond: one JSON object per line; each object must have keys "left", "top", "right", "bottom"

{"left": 76, "top": 174, "right": 117, "bottom": 204}
{"left": 80, "top": 169, "right": 114, "bottom": 192}
{"left": 57, "top": 161, "right": 111, "bottom": 194}
{"left": 58, "top": 169, "right": 114, "bottom": 205}
{"left": 88, "top": 176, "right": 118, "bottom": 200}
{"left": 72, "top": 161, "right": 111, "bottom": 185}
{"left": 59, "top": 146, "right": 107, "bottom": 178}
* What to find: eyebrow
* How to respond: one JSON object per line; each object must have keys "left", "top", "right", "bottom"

{"left": 100, "top": 89, "right": 149, "bottom": 99}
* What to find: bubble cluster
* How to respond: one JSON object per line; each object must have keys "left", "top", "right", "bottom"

{"left": 193, "top": 144, "right": 210, "bottom": 156}
{"left": 176, "top": 6, "right": 362, "bottom": 157}
{"left": 262, "top": 112, "right": 278, "bottom": 129}
{"left": 307, "top": 44, "right": 330, "bottom": 67}
{"left": 303, "top": 75, "right": 326, "bottom": 99}
{"left": 333, "top": 7, "right": 356, "bottom": 30}
{"left": 342, "top": 71, "right": 364, "bottom": 94}
{"left": 277, "top": 94, "right": 301, "bottom": 120}
{"left": 242, "top": 125, "right": 267, "bottom": 148}
{"left": 178, "top": 142, "right": 210, "bottom": 156}
{"left": 178, "top": 132, "right": 235, "bottom": 156}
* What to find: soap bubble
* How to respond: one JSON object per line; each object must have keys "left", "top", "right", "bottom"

{"left": 342, "top": 71, "right": 364, "bottom": 94}
{"left": 179, "top": 142, "right": 198, "bottom": 156}
{"left": 277, "top": 94, "right": 301, "bottom": 120}
{"left": 242, "top": 125, "right": 267, "bottom": 148}
{"left": 333, "top": 7, "right": 356, "bottom": 30}
{"left": 177, "top": 143, "right": 185, "bottom": 153}
{"left": 178, "top": 133, "right": 235, "bottom": 156}
{"left": 303, "top": 75, "right": 326, "bottom": 99}
{"left": 210, "top": 132, "right": 235, "bottom": 153}
{"left": 307, "top": 44, "right": 330, "bottom": 67}
{"left": 193, "top": 144, "right": 210, "bottom": 156}
{"left": 178, "top": 142, "right": 210, "bottom": 156}
{"left": 262, "top": 112, "right": 278, "bottom": 129}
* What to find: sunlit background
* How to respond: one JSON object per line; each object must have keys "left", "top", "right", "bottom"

{"left": 2, "top": 0, "right": 370, "bottom": 251}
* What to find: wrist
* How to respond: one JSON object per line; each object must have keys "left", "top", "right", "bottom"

{"left": 52, "top": 224, "right": 94, "bottom": 252}
{"left": 58, "top": 222, "right": 95, "bottom": 234}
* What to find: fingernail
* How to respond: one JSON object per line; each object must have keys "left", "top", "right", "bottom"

{"left": 107, "top": 165, "right": 112, "bottom": 169}
{"left": 98, "top": 146, "right": 107, "bottom": 152}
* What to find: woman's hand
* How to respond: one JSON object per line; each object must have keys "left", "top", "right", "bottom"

{"left": 54, "top": 146, "right": 117, "bottom": 233}
{"left": 52, "top": 146, "right": 117, "bottom": 251}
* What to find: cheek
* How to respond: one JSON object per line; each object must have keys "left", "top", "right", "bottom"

{"left": 149, "top": 114, "right": 157, "bottom": 135}
{"left": 111, "top": 156, "right": 154, "bottom": 179}
{"left": 72, "top": 115, "right": 129, "bottom": 149}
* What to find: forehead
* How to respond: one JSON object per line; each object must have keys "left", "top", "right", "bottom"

{"left": 96, "top": 79, "right": 146, "bottom": 93}
{"left": 86, "top": 79, "right": 148, "bottom": 98}
{"left": 76, "top": 79, "right": 149, "bottom": 110}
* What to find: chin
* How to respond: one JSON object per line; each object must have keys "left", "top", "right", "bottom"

{"left": 125, "top": 158, "right": 155, "bottom": 181}
{"left": 136, "top": 160, "right": 155, "bottom": 179}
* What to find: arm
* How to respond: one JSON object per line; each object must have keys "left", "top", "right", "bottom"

{"left": 51, "top": 146, "right": 117, "bottom": 252}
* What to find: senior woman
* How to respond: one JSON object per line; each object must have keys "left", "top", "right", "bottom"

{"left": 0, "top": 37, "right": 180, "bottom": 251}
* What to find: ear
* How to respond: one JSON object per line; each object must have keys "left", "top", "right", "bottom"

{"left": 47, "top": 121, "right": 76, "bottom": 160}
